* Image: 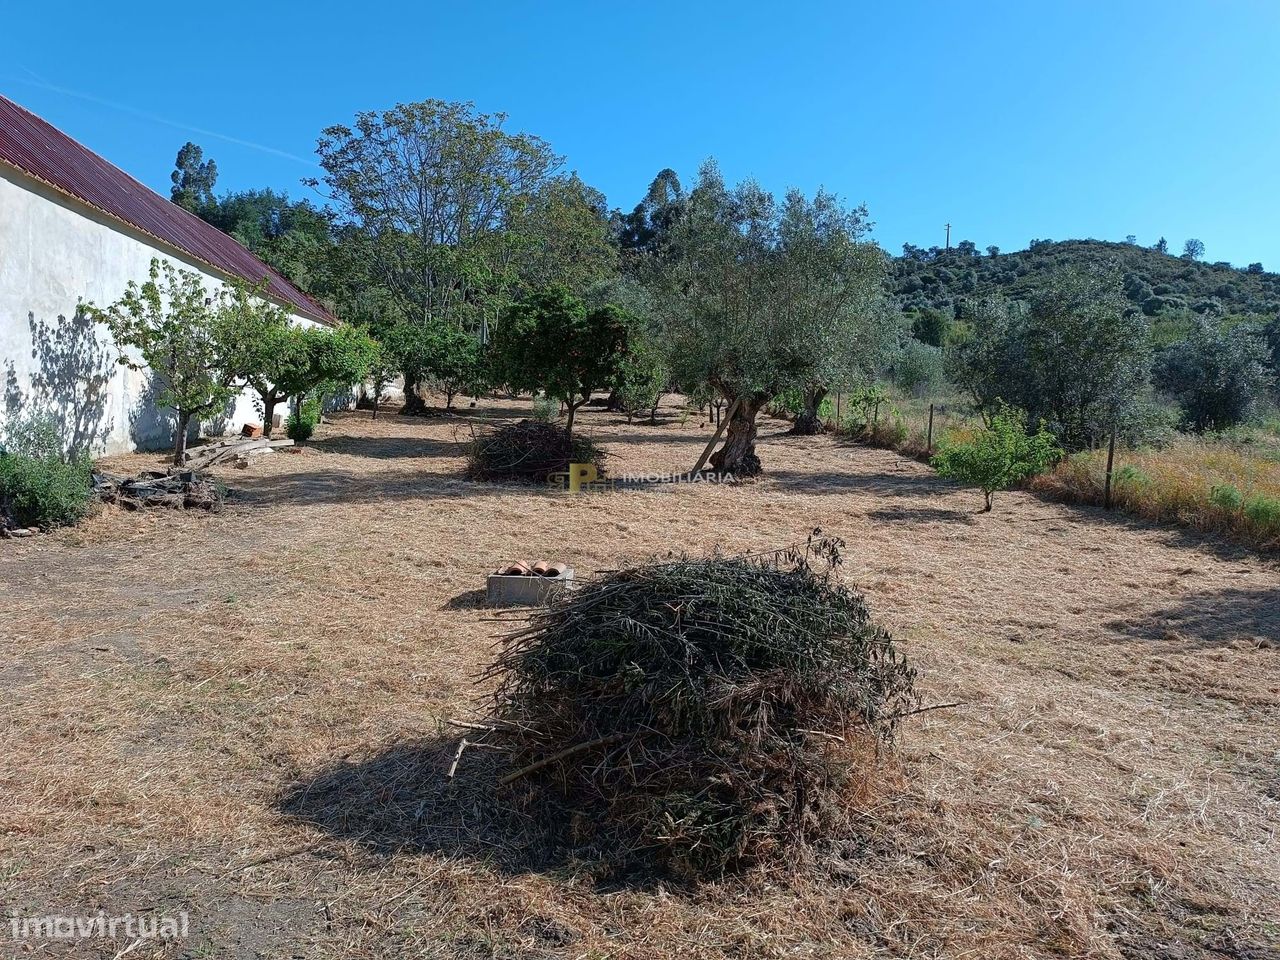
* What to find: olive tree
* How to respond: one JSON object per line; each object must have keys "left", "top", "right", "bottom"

{"left": 775, "top": 188, "right": 895, "bottom": 434}
{"left": 948, "top": 266, "right": 1152, "bottom": 449}
{"left": 654, "top": 162, "right": 891, "bottom": 473}
{"left": 1154, "top": 318, "right": 1273, "bottom": 431}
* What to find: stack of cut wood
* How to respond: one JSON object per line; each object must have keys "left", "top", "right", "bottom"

{"left": 182, "top": 436, "right": 293, "bottom": 470}
{"left": 93, "top": 470, "right": 224, "bottom": 512}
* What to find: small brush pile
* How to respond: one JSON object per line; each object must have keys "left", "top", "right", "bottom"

{"left": 468, "top": 419, "right": 606, "bottom": 483}
{"left": 480, "top": 534, "right": 918, "bottom": 878}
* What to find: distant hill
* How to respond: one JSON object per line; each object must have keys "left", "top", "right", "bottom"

{"left": 892, "top": 239, "right": 1280, "bottom": 321}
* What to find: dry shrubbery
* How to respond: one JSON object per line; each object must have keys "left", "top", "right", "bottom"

{"left": 468, "top": 419, "right": 606, "bottom": 483}
{"left": 479, "top": 536, "right": 918, "bottom": 879}
{"left": 1035, "top": 440, "right": 1280, "bottom": 550}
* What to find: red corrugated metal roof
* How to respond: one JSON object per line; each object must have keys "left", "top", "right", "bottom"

{"left": 0, "top": 94, "right": 336, "bottom": 325}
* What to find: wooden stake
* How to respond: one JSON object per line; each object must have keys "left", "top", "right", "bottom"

{"left": 691, "top": 397, "right": 741, "bottom": 475}
{"left": 1103, "top": 427, "right": 1117, "bottom": 510}
{"left": 926, "top": 403, "right": 935, "bottom": 453}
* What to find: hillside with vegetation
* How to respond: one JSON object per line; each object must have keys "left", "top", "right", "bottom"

{"left": 895, "top": 238, "right": 1280, "bottom": 339}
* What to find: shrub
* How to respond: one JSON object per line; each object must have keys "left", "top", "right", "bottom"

{"left": 892, "top": 340, "right": 945, "bottom": 397}
{"left": 530, "top": 394, "right": 558, "bottom": 423}
{"left": 932, "top": 407, "right": 1061, "bottom": 511}
{"left": 285, "top": 398, "right": 320, "bottom": 443}
{"left": 1209, "top": 483, "right": 1243, "bottom": 511}
{"left": 0, "top": 413, "right": 93, "bottom": 530}
{"left": 482, "top": 537, "right": 917, "bottom": 878}
{"left": 1243, "top": 494, "right": 1280, "bottom": 530}
{"left": 469, "top": 419, "right": 605, "bottom": 483}
{"left": 1114, "top": 465, "right": 1152, "bottom": 490}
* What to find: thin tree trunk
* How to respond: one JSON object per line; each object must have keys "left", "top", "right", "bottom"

{"left": 173, "top": 411, "right": 191, "bottom": 466}
{"left": 262, "top": 394, "right": 278, "bottom": 439}
{"left": 566, "top": 399, "right": 579, "bottom": 438}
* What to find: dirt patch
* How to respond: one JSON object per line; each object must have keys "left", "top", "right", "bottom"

{"left": 1, "top": 396, "right": 1278, "bottom": 958}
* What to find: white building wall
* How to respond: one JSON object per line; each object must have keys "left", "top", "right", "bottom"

{"left": 0, "top": 164, "right": 326, "bottom": 457}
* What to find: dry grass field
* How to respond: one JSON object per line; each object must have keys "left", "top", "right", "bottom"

{"left": 2, "top": 397, "right": 1278, "bottom": 959}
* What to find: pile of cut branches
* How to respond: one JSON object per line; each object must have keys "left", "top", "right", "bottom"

{"left": 474, "top": 533, "right": 918, "bottom": 878}
{"left": 468, "top": 419, "right": 606, "bottom": 483}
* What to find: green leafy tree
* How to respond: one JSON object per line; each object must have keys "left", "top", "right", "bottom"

{"left": 1154, "top": 318, "right": 1273, "bottom": 431}
{"left": 492, "top": 287, "right": 631, "bottom": 436}
{"left": 89, "top": 259, "right": 249, "bottom": 464}
{"left": 908, "top": 306, "right": 952, "bottom": 347}
{"left": 170, "top": 142, "right": 218, "bottom": 214}
{"left": 309, "top": 100, "right": 561, "bottom": 411}
{"left": 613, "top": 326, "right": 669, "bottom": 423}
{"left": 1153, "top": 237, "right": 1169, "bottom": 254}
{"left": 775, "top": 188, "right": 895, "bottom": 435}
{"left": 616, "top": 168, "right": 686, "bottom": 260}
{"left": 218, "top": 285, "right": 297, "bottom": 437}
{"left": 424, "top": 323, "right": 485, "bottom": 409}
{"left": 654, "top": 162, "right": 891, "bottom": 470}
{"left": 932, "top": 406, "right": 1060, "bottom": 511}
{"left": 509, "top": 173, "right": 618, "bottom": 297}
{"left": 948, "top": 268, "right": 1151, "bottom": 449}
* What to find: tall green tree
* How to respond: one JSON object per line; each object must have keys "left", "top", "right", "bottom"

{"left": 170, "top": 142, "right": 218, "bottom": 214}
{"left": 774, "top": 187, "right": 894, "bottom": 434}
{"left": 616, "top": 168, "right": 685, "bottom": 260}
{"left": 308, "top": 100, "right": 561, "bottom": 411}
{"left": 1154, "top": 318, "right": 1273, "bottom": 431}
{"left": 508, "top": 174, "right": 618, "bottom": 296}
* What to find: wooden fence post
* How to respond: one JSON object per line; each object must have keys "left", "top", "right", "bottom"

{"left": 1103, "top": 427, "right": 1117, "bottom": 510}
{"left": 836, "top": 392, "right": 842, "bottom": 428}
{"left": 926, "top": 403, "right": 935, "bottom": 453}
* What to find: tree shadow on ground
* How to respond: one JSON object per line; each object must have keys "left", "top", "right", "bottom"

{"left": 231, "top": 468, "right": 528, "bottom": 509}
{"left": 307, "top": 433, "right": 470, "bottom": 460}
{"left": 865, "top": 506, "right": 977, "bottom": 525}
{"left": 277, "top": 737, "right": 633, "bottom": 884}
{"left": 1108, "top": 586, "right": 1280, "bottom": 649}
{"left": 766, "top": 467, "right": 947, "bottom": 497}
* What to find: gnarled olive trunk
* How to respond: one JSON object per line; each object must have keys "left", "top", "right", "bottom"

{"left": 401, "top": 375, "right": 428, "bottom": 415}
{"left": 710, "top": 394, "right": 766, "bottom": 476}
{"left": 791, "top": 386, "right": 828, "bottom": 436}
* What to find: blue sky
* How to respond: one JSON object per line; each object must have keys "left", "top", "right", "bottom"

{"left": 5, "top": 1, "right": 1278, "bottom": 266}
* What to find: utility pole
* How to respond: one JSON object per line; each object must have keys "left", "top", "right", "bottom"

{"left": 944, "top": 222, "right": 951, "bottom": 250}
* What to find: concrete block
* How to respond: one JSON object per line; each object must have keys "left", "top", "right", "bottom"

{"left": 487, "top": 567, "right": 575, "bottom": 606}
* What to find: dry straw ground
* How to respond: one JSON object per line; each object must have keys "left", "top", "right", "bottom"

{"left": 2, "top": 397, "right": 1278, "bottom": 959}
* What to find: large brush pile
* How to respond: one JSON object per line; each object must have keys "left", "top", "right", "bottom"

{"left": 468, "top": 419, "right": 606, "bottom": 483}
{"left": 481, "top": 536, "right": 918, "bottom": 878}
